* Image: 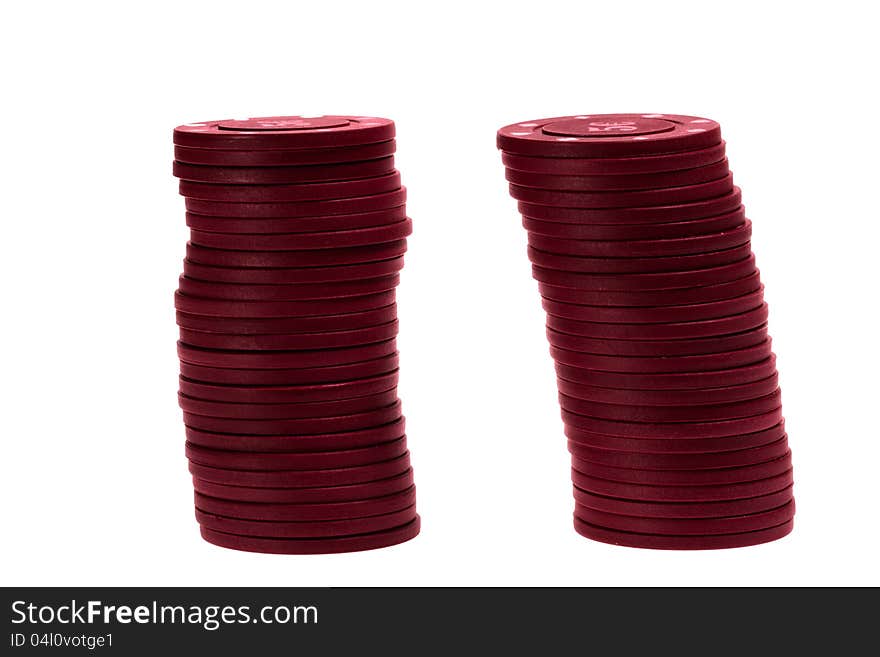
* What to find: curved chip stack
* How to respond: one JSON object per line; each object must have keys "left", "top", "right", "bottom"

{"left": 497, "top": 114, "right": 794, "bottom": 549}
{"left": 173, "top": 116, "right": 419, "bottom": 554}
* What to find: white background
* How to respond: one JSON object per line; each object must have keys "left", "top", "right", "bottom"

{"left": 1, "top": 0, "right": 878, "bottom": 587}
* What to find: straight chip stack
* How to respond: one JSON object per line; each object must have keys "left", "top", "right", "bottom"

{"left": 173, "top": 116, "right": 419, "bottom": 554}
{"left": 497, "top": 114, "right": 794, "bottom": 549}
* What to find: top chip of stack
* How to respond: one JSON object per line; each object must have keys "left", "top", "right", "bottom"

{"left": 175, "top": 115, "right": 395, "bottom": 148}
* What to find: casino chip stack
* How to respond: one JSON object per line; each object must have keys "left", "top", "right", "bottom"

{"left": 172, "top": 116, "right": 419, "bottom": 554}
{"left": 497, "top": 114, "right": 794, "bottom": 549}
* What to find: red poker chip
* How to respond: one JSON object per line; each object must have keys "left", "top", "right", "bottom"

{"left": 188, "top": 219, "right": 413, "bottom": 251}
{"left": 558, "top": 373, "right": 780, "bottom": 406}
{"left": 574, "top": 500, "right": 795, "bottom": 536}
{"left": 174, "top": 289, "right": 396, "bottom": 318}
{"left": 178, "top": 320, "right": 399, "bottom": 351}
{"left": 185, "top": 436, "right": 408, "bottom": 470}
{"left": 573, "top": 517, "right": 793, "bottom": 549}
{"left": 183, "top": 411, "right": 398, "bottom": 438}
{"left": 189, "top": 452, "right": 412, "bottom": 488}
{"left": 183, "top": 257, "right": 405, "bottom": 285}
{"left": 518, "top": 188, "right": 742, "bottom": 225}
{"left": 174, "top": 140, "right": 397, "bottom": 167}
{"left": 174, "top": 116, "right": 396, "bottom": 150}
{"left": 547, "top": 324, "right": 768, "bottom": 357}
{"left": 185, "top": 416, "right": 406, "bottom": 452}
{"left": 179, "top": 353, "right": 400, "bottom": 386}
{"left": 501, "top": 142, "right": 727, "bottom": 175}
{"left": 179, "top": 172, "right": 402, "bottom": 203}
{"left": 572, "top": 451, "right": 793, "bottom": 486}
{"left": 178, "top": 322, "right": 399, "bottom": 351}
{"left": 185, "top": 240, "right": 408, "bottom": 269}
{"left": 174, "top": 284, "right": 396, "bottom": 318}
{"left": 179, "top": 371, "right": 398, "bottom": 404}
{"left": 195, "top": 485, "right": 416, "bottom": 521}
{"left": 523, "top": 207, "right": 745, "bottom": 241}
{"left": 560, "top": 388, "right": 782, "bottom": 423}
{"left": 178, "top": 387, "right": 399, "bottom": 420}
{"left": 547, "top": 304, "right": 769, "bottom": 340}
{"left": 556, "top": 355, "right": 778, "bottom": 390}
{"left": 509, "top": 175, "right": 734, "bottom": 209}
{"left": 571, "top": 468, "right": 794, "bottom": 502}
{"left": 177, "top": 339, "right": 396, "bottom": 369}
{"left": 185, "top": 206, "right": 407, "bottom": 235}
{"left": 529, "top": 243, "right": 753, "bottom": 275}
{"left": 183, "top": 401, "right": 402, "bottom": 435}
{"left": 497, "top": 114, "right": 722, "bottom": 158}
{"left": 568, "top": 436, "right": 791, "bottom": 470}
{"left": 199, "top": 516, "right": 420, "bottom": 554}
{"left": 550, "top": 339, "right": 774, "bottom": 374}
{"left": 505, "top": 159, "right": 729, "bottom": 191}
{"left": 185, "top": 188, "right": 407, "bottom": 218}
{"left": 562, "top": 407, "right": 784, "bottom": 439}
{"left": 565, "top": 420, "right": 786, "bottom": 454}
{"left": 196, "top": 505, "right": 417, "bottom": 539}
{"left": 542, "top": 288, "right": 764, "bottom": 324}
{"left": 192, "top": 469, "right": 415, "bottom": 503}
{"left": 538, "top": 273, "right": 762, "bottom": 308}
{"left": 176, "top": 304, "right": 398, "bottom": 335}
{"left": 177, "top": 274, "right": 400, "bottom": 301}
{"left": 573, "top": 484, "right": 793, "bottom": 518}
{"left": 528, "top": 221, "right": 751, "bottom": 258}
{"left": 173, "top": 157, "right": 395, "bottom": 184}
{"left": 532, "top": 255, "right": 756, "bottom": 291}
